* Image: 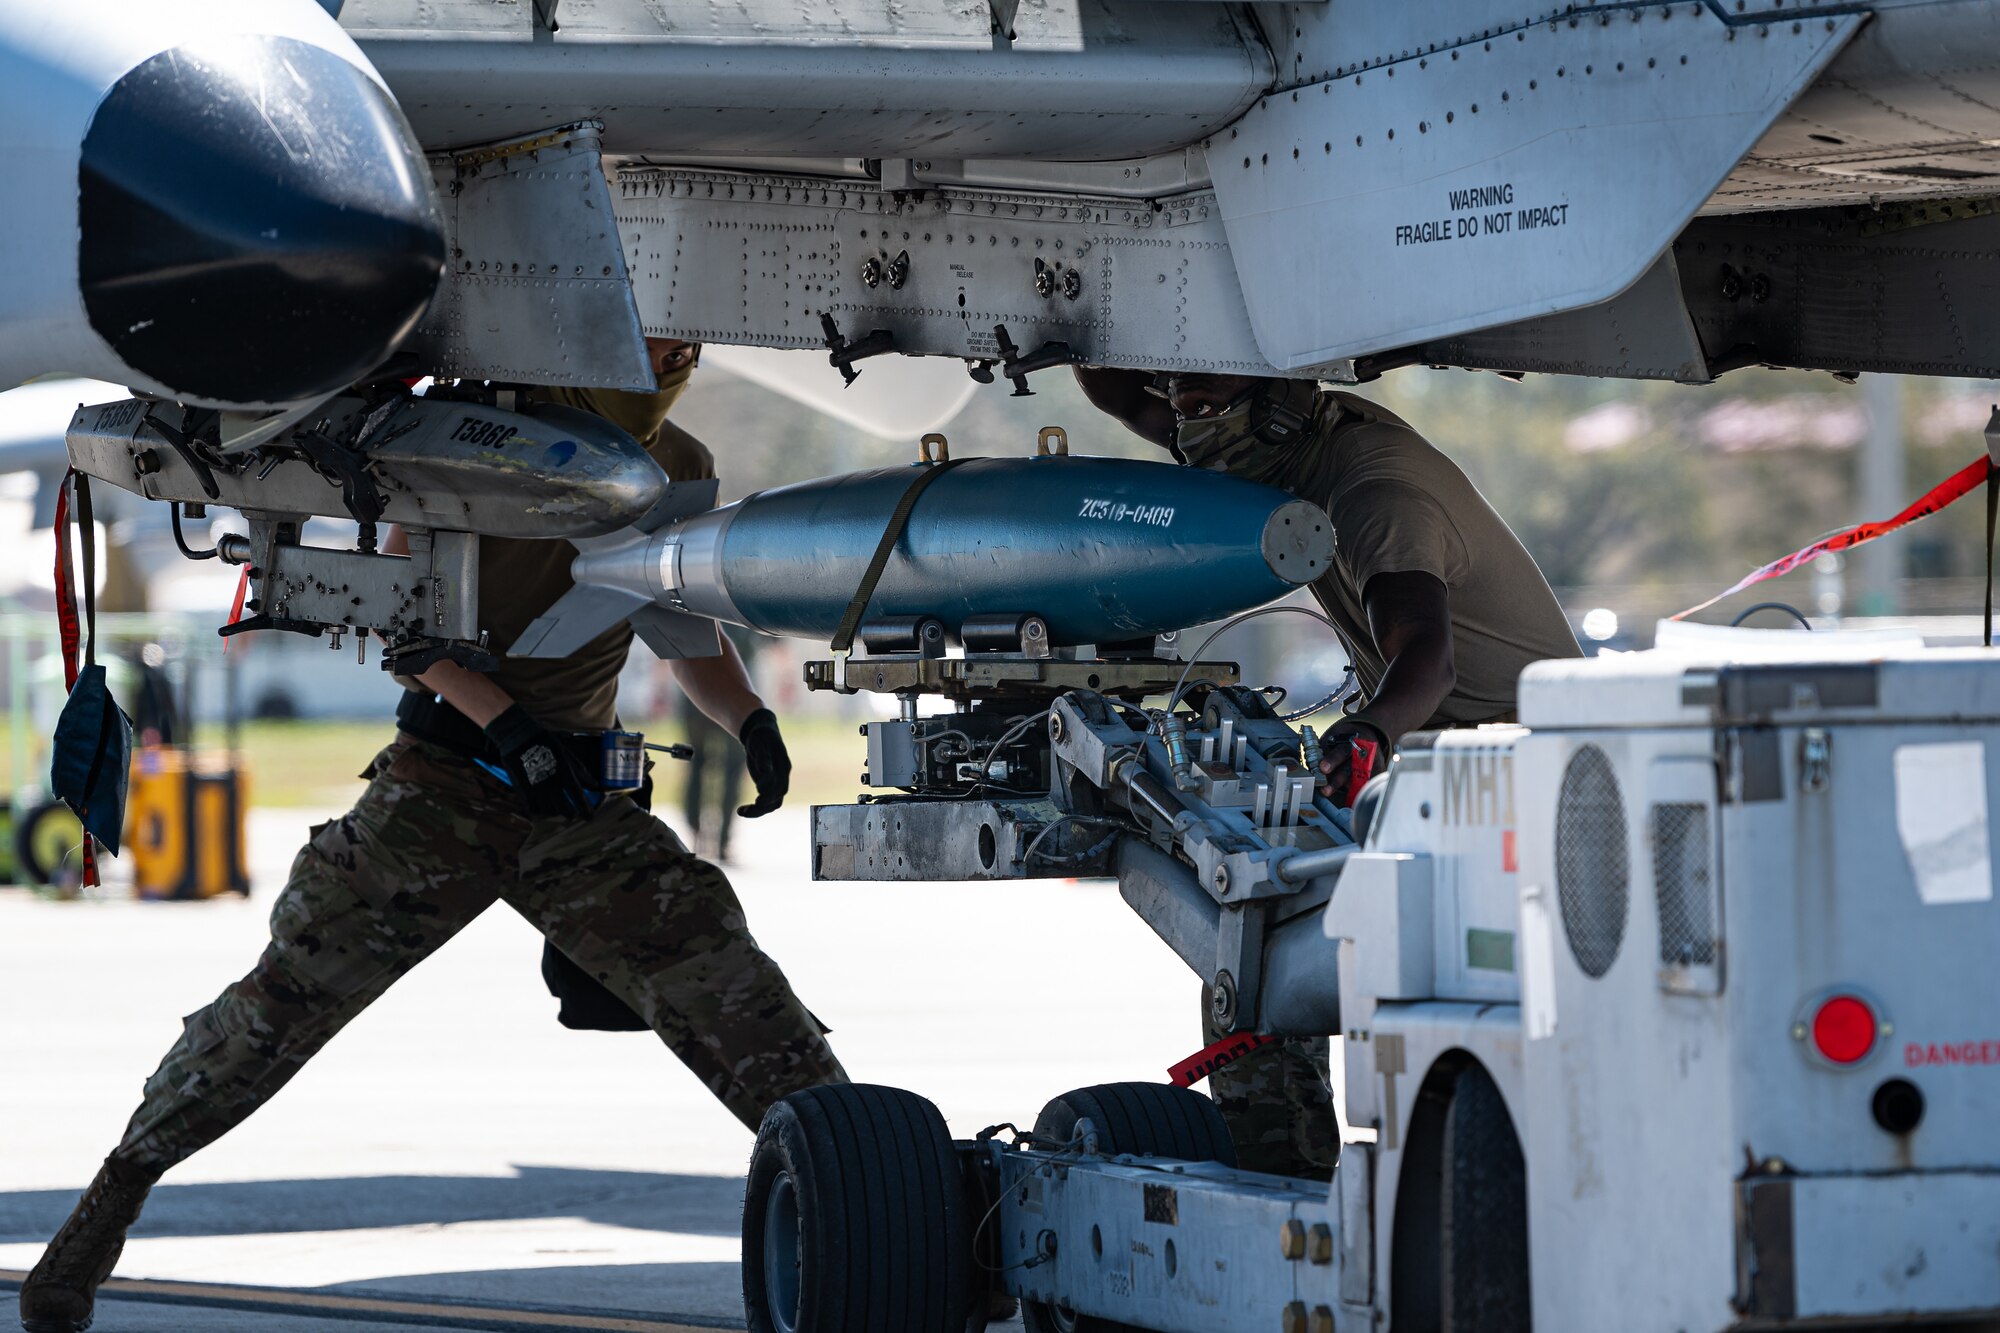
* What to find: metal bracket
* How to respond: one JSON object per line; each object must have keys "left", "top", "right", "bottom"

{"left": 988, "top": 0, "right": 1019, "bottom": 42}
{"left": 1214, "top": 901, "right": 1268, "bottom": 1032}
{"left": 993, "top": 325, "right": 1082, "bottom": 397}
{"left": 379, "top": 636, "right": 500, "bottom": 675}
{"left": 1800, "top": 727, "right": 1831, "bottom": 795}
{"left": 411, "top": 121, "right": 649, "bottom": 388}
{"left": 821, "top": 312, "right": 897, "bottom": 386}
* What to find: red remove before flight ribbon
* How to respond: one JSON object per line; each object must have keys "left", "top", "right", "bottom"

{"left": 1170, "top": 1031, "right": 1282, "bottom": 1088}
{"left": 1674, "top": 454, "right": 1993, "bottom": 622}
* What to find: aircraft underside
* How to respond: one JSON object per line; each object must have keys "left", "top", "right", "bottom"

{"left": 349, "top": 0, "right": 2000, "bottom": 390}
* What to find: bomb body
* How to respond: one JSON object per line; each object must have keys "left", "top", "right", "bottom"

{"left": 514, "top": 454, "right": 1335, "bottom": 658}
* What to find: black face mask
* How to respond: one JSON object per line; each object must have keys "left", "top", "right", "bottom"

{"left": 1172, "top": 380, "right": 1321, "bottom": 484}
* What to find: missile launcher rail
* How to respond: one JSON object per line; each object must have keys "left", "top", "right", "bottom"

{"left": 63, "top": 382, "right": 667, "bottom": 672}
{"left": 804, "top": 649, "right": 1239, "bottom": 706}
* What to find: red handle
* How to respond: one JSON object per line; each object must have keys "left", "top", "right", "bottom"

{"left": 1346, "top": 737, "right": 1380, "bottom": 807}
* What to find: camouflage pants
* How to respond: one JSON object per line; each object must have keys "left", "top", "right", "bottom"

{"left": 114, "top": 738, "right": 846, "bottom": 1171}
{"left": 1201, "top": 986, "right": 1342, "bottom": 1179}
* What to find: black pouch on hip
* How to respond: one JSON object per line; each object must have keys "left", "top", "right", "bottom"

{"left": 539, "top": 765, "right": 654, "bottom": 1032}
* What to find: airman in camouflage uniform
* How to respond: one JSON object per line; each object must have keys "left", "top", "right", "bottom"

{"left": 1079, "top": 365, "right": 1579, "bottom": 1181}
{"left": 1201, "top": 1000, "right": 1341, "bottom": 1178}
{"left": 117, "top": 738, "right": 841, "bottom": 1168}
{"left": 19, "top": 342, "right": 844, "bottom": 1333}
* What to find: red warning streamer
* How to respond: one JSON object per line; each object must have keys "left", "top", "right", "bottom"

{"left": 223, "top": 565, "right": 251, "bottom": 653}
{"left": 1169, "top": 1031, "right": 1281, "bottom": 1089}
{"left": 51, "top": 471, "right": 81, "bottom": 690}
{"left": 1673, "top": 454, "right": 1994, "bottom": 622}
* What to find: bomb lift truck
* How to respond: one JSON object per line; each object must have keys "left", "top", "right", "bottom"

{"left": 741, "top": 619, "right": 2000, "bottom": 1333}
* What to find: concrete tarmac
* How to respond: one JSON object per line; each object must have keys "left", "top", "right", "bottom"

{"left": 1, "top": 799, "right": 1306, "bottom": 1330}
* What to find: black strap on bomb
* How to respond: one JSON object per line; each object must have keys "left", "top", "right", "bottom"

{"left": 829, "top": 456, "right": 972, "bottom": 654}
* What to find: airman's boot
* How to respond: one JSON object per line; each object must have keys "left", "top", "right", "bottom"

{"left": 17, "top": 1155, "right": 159, "bottom": 1333}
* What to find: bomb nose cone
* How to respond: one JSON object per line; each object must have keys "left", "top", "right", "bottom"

{"left": 78, "top": 35, "right": 444, "bottom": 406}
{"left": 1261, "top": 499, "right": 1335, "bottom": 585}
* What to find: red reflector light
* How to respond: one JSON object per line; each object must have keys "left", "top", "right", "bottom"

{"left": 1812, "top": 994, "right": 1878, "bottom": 1065}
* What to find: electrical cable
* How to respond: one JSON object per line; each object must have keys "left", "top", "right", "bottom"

{"left": 1167, "top": 603, "right": 1353, "bottom": 713}
{"left": 877, "top": 709, "right": 1051, "bottom": 801}
{"left": 1019, "top": 814, "right": 1122, "bottom": 868}
{"left": 1168, "top": 676, "right": 1225, "bottom": 705}
{"left": 978, "top": 709, "right": 1051, "bottom": 773}
{"left": 1728, "top": 601, "right": 1813, "bottom": 630}
{"left": 170, "top": 502, "right": 217, "bottom": 560}
{"left": 970, "top": 1128, "right": 1090, "bottom": 1275}
{"left": 1280, "top": 667, "right": 1359, "bottom": 723}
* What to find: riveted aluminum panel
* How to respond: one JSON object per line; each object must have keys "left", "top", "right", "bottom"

{"left": 412, "top": 124, "right": 652, "bottom": 390}
{"left": 1209, "top": 7, "right": 1861, "bottom": 368}
{"left": 811, "top": 798, "right": 1064, "bottom": 880}
{"left": 997, "top": 1153, "right": 1351, "bottom": 1333}
{"left": 613, "top": 166, "right": 1288, "bottom": 374}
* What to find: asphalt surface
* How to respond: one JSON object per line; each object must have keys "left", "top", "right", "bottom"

{"left": 0, "top": 801, "right": 1268, "bottom": 1331}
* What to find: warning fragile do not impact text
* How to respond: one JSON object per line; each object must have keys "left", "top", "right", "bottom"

{"left": 1394, "top": 182, "right": 1571, "bottom": 249}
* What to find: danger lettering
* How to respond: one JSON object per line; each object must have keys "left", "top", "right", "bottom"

{"left": 1906, "top": 1039, "right": 2000, "bottom": 1067}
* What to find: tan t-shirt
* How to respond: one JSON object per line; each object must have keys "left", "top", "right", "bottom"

{"left": 399, "top": 399, "right": 716, "bottom": 732}
{"left": 1260, "top": 393, "right": 1580, "bottom": 727}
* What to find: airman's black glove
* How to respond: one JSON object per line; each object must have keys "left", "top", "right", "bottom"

{"left": 485, "top": 705, "right": 595, "bottom": 819}
{"left": 737, "top": 708, "right": 790, "bottom": 818}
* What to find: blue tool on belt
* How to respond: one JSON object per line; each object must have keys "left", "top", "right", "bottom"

{"left": 475, "top": 730, "right": 691, "bottom": 795}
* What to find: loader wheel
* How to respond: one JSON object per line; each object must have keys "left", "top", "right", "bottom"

{"left": 742, "top": 1083, "right": 973, "bottom": 1333}
{"left": 1021, "top": 1083, "right": 1238, "bottom": 1333}
{"left": 1440, "top": 1063, "right": 1530, "bottom": 1333}
{"left": 1031, "top": 1081, "right": 1238, "bottom": 1168}
{"left": 14, "top": 799, "right": 84, "bottom": 894}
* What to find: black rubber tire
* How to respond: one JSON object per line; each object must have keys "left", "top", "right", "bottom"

{"left": 1439, "top": 1064, "right": 1531, "bottom": 1333}
{"left": 742, "top": 1083, "right": 973, "bottom": 1333}
{"left": 1021, "top": 1083, "right": 1237, "bottom": 1333}
{"left": 1030, "top": 1082, "right": 1238, "bottom": 1168}
{"left": 13, "top": 799, "right": 83, "bottom": 891}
